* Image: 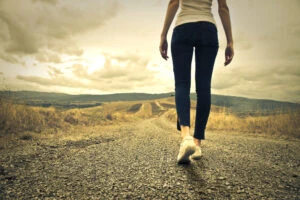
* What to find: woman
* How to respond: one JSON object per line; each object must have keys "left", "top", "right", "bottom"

{"left": 160, "top": 0, "right": 234, "bottom": 164}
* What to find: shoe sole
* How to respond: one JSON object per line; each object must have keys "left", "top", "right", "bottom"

{"left": 177, "top": 143, "right": 196, "bottom": 164}
{"left": 190, "top": 154, "right": 202, "bottom": 160}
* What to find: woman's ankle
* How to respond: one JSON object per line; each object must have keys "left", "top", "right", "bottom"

{"left": 181, "top": 133, "right": 190, "bottom": 139}
{"left": 194, "top": 138, "right": 201, "bottom": 146}
{"left": 180, "top": 126, "right": 190, "bottom": 139}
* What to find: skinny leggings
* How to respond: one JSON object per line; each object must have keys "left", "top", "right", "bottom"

{"left": 171, "top": 21, "right": 219, "bottom": 140}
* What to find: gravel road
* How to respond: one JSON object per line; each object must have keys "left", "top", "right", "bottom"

{"left": 1, "top": 115, "right": 299, "bottom": 199}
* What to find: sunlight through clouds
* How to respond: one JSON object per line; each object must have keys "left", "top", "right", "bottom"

{"left": 0, "top": 0, "right": 299, "bottom": 102}
{"left": 85, "top": 53, "right": 106, "bottom": 74}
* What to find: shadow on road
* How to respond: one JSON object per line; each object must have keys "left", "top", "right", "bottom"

{"left": 178, "top": 158, "right": 207, "bottom": 187}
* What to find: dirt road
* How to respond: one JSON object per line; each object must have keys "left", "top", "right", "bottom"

{"left": 1, "top": 115, "right": 299, "bottom": 199}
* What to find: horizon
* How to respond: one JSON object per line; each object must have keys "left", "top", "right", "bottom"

{"left": 1, "top": 89, "right": 299, "bottom": 104}
{"left": 0, "top": 0, "right": 299, "bottom": 103}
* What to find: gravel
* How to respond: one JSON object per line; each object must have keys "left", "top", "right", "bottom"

{"left": 0, "top": 115, "right": 299, "bottom": 199}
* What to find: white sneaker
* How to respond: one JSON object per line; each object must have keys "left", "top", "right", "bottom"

{"left": 190, "top": 146, "right": 202, "bottom": 160}
{"left": 177, "top": 136, "right": 196, "bottom": 164}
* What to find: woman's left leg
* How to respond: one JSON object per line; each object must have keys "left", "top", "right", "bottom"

{"left": 171, "top": 26, "right": 194, "bottom": 139}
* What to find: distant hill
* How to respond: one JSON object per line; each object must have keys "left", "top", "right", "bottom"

{"left": 0, "top": 91, "right": 174, "bottom": 109}
{"left": 0, "top": 91, "right": 299, "bottom": 115}
{"left": 192, "top": 94, "right": 299, "bottom": 116}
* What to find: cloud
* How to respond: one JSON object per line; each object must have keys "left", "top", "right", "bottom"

{"left": 73, "top": 53, "right": 152, "bottom": 79}
{"left": 212, "top": 62, "right": 300, "bottom": 102}
{"left": 1, "top": 0, "right": 300, "bottom": 103}
{"left": 72, "top": 53, "right": 158, "bottom": 91}
{"left": 36, "top": 51, "right": 62, "bottom": 63}
{"left": 209, "top": 0, "right": 300, "bottom": 102}
{"left": 227, "top": 0, "right": 300, "bottom": 64}
{"left": 32, "top": 0, "right": 57, "bottom": 4}
{"left": 0, "top": 0, "right": 119, "bottom": 62}
{"left": 233, "top": 31, "right": 253, "bottom": 51}
{"left": 16, "top": 52, "right": 160, "bottom": 93}
{"left": 48, "top": 66, "right": 63, "bottom": 77}
{"left": 212, "top": 74, "right": 240, "bottom": 90}
{"left": 0, "top": 50, "right": 20, "bottom": 63}
{"left": 0, "top": 11, "right": 39, "bottom": 54}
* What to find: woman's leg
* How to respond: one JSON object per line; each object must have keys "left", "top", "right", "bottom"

{"left": 171, "top": 28, "right": 194, "bottom": 139}
{"left": 194, "top": 45, "right": 218, "bottom": 143}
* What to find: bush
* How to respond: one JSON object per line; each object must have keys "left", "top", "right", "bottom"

{"left": 0, "top": 99, "right": 64, "bottom": 135}
{"left": 20, "top": 134, "right": 33, "bottom": 140}
{"left": 106, "top": 114, "right": 113, "bottom": 121}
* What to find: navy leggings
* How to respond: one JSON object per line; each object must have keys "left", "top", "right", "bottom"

{"left": 171, "top": 21, "right": 219, "bottom": 140}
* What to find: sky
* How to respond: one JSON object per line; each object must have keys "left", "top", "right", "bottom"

{"left": 0, "top": 0, "right": 299, "bottom": 103}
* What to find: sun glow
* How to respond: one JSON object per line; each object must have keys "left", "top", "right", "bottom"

{"left": 86, "top": 53, "right": 105, "bottom": 74}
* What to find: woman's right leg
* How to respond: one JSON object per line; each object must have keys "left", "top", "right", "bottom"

{"left": 194, "top": 44, "right": 218, "bottom": 142}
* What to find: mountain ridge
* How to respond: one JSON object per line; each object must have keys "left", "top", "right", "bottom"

{"left": 0, "top": 90, "right": 299, "bottom": 115}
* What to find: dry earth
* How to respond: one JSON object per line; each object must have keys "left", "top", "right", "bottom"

{"left": 0, "top": 112, "right": 300, "bottom": 199}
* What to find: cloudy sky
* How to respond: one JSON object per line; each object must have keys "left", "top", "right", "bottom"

{"left": 0, "top": 0, "right": 299, "bottom": 103}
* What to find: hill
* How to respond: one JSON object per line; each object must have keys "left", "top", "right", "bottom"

{"left": 0, "top": 91, "right": 299, "bottom": 138}
{"left": 0, "top": 90, "right": 299, "bottom": 115}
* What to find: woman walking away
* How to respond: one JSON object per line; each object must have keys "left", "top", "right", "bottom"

{"left": 160, "top": 0, "right": 234, "bottom": 164}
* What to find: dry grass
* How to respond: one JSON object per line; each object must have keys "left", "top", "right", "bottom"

{"left": 206, "top": 107, "right": 300, "bottom": 138}
{"left": 166, "top": 106, "right": 300, "bottom": 139}
{"left": 0, "top": 100, "right": 92, "bottom": 135}
{"left": 0, "top": 99, "right": 143, "bottom": 136}
{"left": 0, "top": 99, "right": 60, "bottom": 134}
{"left": 1, "top": 98, "right": 299, "bottom": 140}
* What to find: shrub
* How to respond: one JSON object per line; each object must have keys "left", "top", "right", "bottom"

{"left": 20, "top": 134, "right": 33, "bottom": 140}
{"left": 106, "top": 114, "right": 113, "bottom": 121}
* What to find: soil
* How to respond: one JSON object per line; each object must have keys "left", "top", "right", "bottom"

{"left": 0, "top": 115, "right": 299, "bottom": 199}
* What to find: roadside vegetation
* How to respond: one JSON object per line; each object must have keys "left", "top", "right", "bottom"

{"left": 0, "top": 97, "right": 299, "bottom": 141}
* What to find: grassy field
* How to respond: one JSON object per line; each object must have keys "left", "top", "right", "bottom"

{"left": 0, "top": 97, "right": 299, "bottom": 145}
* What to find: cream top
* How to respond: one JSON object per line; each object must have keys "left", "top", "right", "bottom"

{"left": 175, "top": 0, "right": 216, "bottom": 27}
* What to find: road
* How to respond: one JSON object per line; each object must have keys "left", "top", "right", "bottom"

{"left": 1, "top": 114, "right": 299, "bottom": 199}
